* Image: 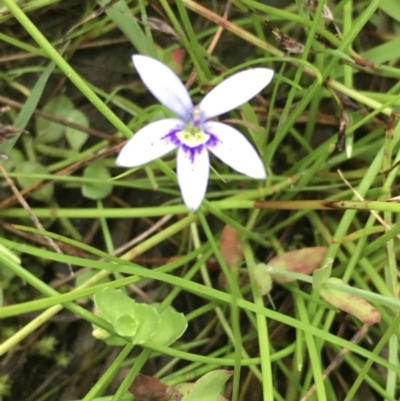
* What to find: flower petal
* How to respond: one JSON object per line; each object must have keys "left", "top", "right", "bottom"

{"left": 177, "top": 145, "right": 210, "bottom": 211}
{"left": 116, "top": 119, "right": 182, "bottom": 167}
{"left": 133, "top": 55, "right": 193, "bottom": 121}
{"left": 199, "top": 68, "right": 274, "bottom": 120}
{"left": 205, "top": 122, "right": 266, "bottom": 179}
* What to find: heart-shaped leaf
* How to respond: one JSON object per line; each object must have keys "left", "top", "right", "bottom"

{"left": 82, "top": 161, "right": 112, "bottom": 200}
{"left": 65, "top": 109, "right": 89, "bottom": 151}
{"left": 36, "top": 95, "right": 74, "bottom": 143}
{"left": 15, "top": 161, "right": 54, "bottom": 202}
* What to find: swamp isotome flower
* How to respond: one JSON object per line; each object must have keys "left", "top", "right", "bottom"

{"left": 116, "top": 55, "right": 274, "bottom": 211}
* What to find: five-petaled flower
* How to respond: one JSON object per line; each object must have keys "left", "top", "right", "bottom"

{"left": 116, "top": 55, "right": 274, "bottom": 211}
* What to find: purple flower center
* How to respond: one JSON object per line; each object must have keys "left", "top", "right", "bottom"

{"left": 161, "top": 123, "right": 220, "bottom": 164}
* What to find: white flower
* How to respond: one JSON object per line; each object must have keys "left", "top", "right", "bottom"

{"left": 116, "top": 55, "right": 274, "bottom": 211}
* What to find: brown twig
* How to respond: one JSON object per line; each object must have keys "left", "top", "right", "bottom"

{"left": 186, "top": 0, "right": 232, "bottom": 89}
{"left": 0, "top": 95, "right": 111, "bottom": 140}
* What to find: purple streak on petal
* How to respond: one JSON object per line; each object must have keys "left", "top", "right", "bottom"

{"left": 181, "top": 143, "right": 206, "bottom": 164}
{"left": 116, "top": 118, "right": 182, "bottom": 168}
{"left": 161, "top": 128, "right": 182, "bottom": 147}
{"left": 205, "top": 133, "right": 220, "bottom": 148}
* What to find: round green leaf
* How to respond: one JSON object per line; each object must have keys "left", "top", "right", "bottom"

{"left": 65, "top": 109, "right": 89, "bottom": 151}
{"left": 94, "top": 288, "right": 136, "bottom": 324}
{"left": 177, "top": 370, "right": 233, "bottom": 401}
{"left": 1, "top": 148, "right": 25, "bottom": 171}
{"left": 36, "top": 95, "right": 74, "bottom": 143}
{"left": 150, "top": 306, "right": 187, "bottom": 346}
{"left": 15, "top": 161, "right": 54, "bottom": 202}
{"left": 131, "top": 303, "right": 159, "bottom": 344}
{"left": 82, "top": 162, "right": 112, "bottom": 200}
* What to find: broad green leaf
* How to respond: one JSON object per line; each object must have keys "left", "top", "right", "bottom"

{"left": 36, "top": 95, "right": 74, "bottom": 143}
{"left": 15, "top": 161, "right": 54, "bottom": 202}
{"left": 150, "top": 306, "right": 187, "bottom": 346}
{"left": 65, "top": 109, "right": 89, "bottom": 151}
{"left": 131, "top": 303, "right": 159, "bottom": 344}
{"left": 380, "top": 0, "right": 400, "bottom": 23}
{"left": 362, "top": 37, "right": 400, "bottom": 64}
{"left": 179, "top": 370, "right": 232, "bottom": 401}
{"left": 1, "top": 148, "right": 25, "bottom": 171}
{"left": 94, "top": 288, "right": 136, "bottom": 324}
{"left": 82, "top": 162, "right": 112, "bottom": 200}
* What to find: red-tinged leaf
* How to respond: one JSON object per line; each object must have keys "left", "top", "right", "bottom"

{"left": 220, "top": 225, "right": 243, "bottom": 270}
{"left": 171, "top": 49, "right": 184, "bottom": 72}
{"left": 218, "top": 225, "right": 243, "bottom": 288}
{"left": 127, "top": 374, "right": 168, "bottom": 401}
{"left": 319, "top": 278, "right": 381, "bottom": 325}
{"left": 269, "top": 247, "right": 328, "bottom": 283}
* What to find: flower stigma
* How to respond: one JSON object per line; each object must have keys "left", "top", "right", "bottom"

{"left": 191, "top": 105, "right": 202, "bottom": 127}
{"left": 177, "top": 124, "right": 210, "bottom": 148}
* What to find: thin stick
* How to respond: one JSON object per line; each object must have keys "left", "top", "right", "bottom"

{"left": 0, "top": 95, "right": 110, "bottom": 139}
{"left": 300, "top": 325, "right": 369, "bottom": 401}
{"left": 337, "top": 169, "right": 400, "bottom": 240}
{"left": 186, "top": 0, "right": 232, "bottom": 88}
